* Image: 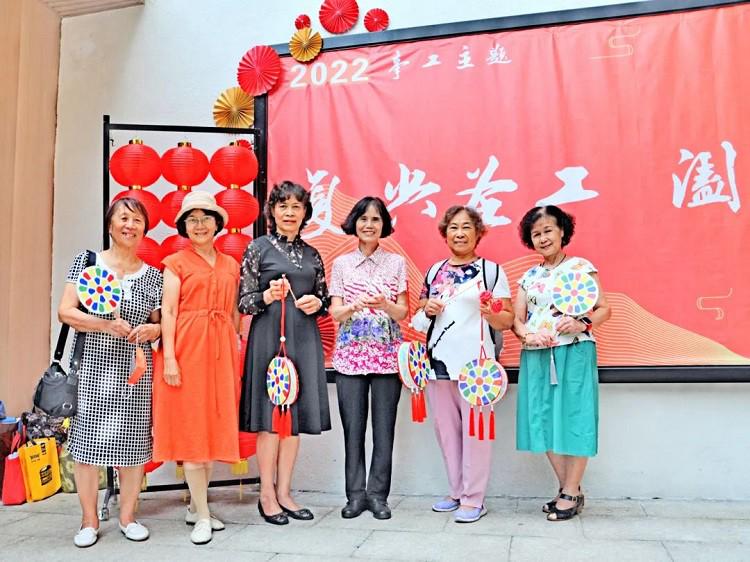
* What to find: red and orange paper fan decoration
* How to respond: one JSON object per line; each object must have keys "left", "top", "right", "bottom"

{"left": 319, "top": 0, "right": 359, "bottom": 34}
{"left": 295, "top": 14, "right": 311, "bottom": 29}
{"left": 364, "top": 8, "right": 389, "bottom": 32}
{"left": 237, "top": 45, "right": 282, "bottom": 97}
{"left": 213, "top": 87, "right": 255, "bottom": 128}
{"left": 316, "top": 314, "right": 336, "bottom": 358}
{"left": 289, "top": 27, "right": 323, "bottom": 63}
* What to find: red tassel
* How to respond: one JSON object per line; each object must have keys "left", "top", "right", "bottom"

{"left": 489, "top": 409, "right": 495, "bottom": 440}
{"left": 411, "top": 393, "right": 418, "bottom": 422}
{"left": 419, "top": 391, "right": 427, "bottom": 421}
{"left": 469, "top": 406, "right": 475, "bottom": 437}
{"left": 272, "top": 405, "right": 281, "bottom": 434}
{"left": 283, "top": 406, "right": 293, "bottom": 439}
{"left": 478, "top": 409, "right": 485, "bottom": 440}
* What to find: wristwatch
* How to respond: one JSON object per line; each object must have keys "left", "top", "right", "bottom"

{"left": 580, "top": 317, "right": 593, "bottom": 334}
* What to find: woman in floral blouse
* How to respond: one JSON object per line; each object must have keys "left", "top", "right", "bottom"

{"left": 238, "top": 181, "right": 330, "bottom": 526}
{"left": 513, "top": 205, "right": 611, "bottom": 522}
{"left": 329, "top": 197, "right": 408, "bottom": 521}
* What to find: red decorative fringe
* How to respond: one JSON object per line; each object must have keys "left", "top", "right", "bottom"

{"left": 469, "top": 406, "right": 475, "bottom": 437}
{"left": 272, "top": 405, "right": 281, "bottom": 434}
{"left": 411, "top": 393, "right": 418, "bottom": 422}
{"left": 478, "top": 410, "right": 485, "bottom": 440}
{"left": 419, "top": 391, "right": 427, "bottom": 421}
{"left": 489, "top": 409, "right": 495, "bottom": 440}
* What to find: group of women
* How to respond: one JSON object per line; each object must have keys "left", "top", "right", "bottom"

{"left": 58, "top": 180, "right": 609, "bottom": 547}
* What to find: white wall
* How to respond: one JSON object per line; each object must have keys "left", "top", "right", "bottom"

{"left": 54, "top": 0, "right": 750, "bottom": 500}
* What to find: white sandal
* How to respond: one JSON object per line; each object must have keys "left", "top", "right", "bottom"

{"left": 73, "top": 526, "right": 98, "bottom": 548}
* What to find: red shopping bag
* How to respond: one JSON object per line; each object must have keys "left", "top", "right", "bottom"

{"left": 2, "top": 432, "right": 26, "bottom": 505}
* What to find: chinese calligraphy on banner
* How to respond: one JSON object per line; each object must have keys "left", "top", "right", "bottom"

{"left": 268, "top": 4, "right": 750, "bottom": 367}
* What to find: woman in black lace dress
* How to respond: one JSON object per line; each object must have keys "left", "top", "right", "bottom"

{"left": 238, "top": 181, "right": 330, "bottom": 525}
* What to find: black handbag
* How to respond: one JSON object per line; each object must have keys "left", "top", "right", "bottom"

{"left": 33, "top": 250, "right": 96, "bottom": 417}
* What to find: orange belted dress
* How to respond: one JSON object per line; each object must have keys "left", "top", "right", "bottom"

{"left": 152, "top": 248, "right": 241, "bottom": 463}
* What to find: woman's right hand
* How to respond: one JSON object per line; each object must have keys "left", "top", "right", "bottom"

{"left": 163, "top": 357, "right": 181, "bottom": 387}
{"left": 264, "top": 278, "right": 287, "bottom": 304}
{"left": 423, "top": 298, "right": 445, "bottom": 317}
{"left": 105, "top": 318, "right": 132, "bottom": 338}
{"left": 526, "top": 331, "right": 556, "bottom": 347}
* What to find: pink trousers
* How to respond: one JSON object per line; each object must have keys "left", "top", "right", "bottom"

{"left": 427, "top": 380, "right": 493, "bottom": 508}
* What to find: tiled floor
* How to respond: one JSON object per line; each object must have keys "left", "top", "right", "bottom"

{"left": 2, "top": 488, "right": 749, "bottom": 561}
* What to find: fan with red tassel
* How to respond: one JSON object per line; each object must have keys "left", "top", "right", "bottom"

{"left": 397, "top": 341, "right": 430, "bottom": 423}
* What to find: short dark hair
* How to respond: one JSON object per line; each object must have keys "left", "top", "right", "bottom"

{"left": 341, "top": 197, "right": 394, "bottom": 238}
{"left": 437, "top": 205, "right": 487, "bottom": 240}
{"left": 176, "top": 209, "right": 225, "bottom": 238}
{"left": 106, "top": 197, "right": 150, "bottom": 235}
{"left": 265, "top": 181, "right": 313, "bottom": 234}
{"left": 518, "top": 205, "right": 576, "bottom": 249}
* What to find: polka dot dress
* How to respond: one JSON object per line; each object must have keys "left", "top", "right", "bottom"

{"left": 65, "top": 251, "right": 163, "bottom": 466}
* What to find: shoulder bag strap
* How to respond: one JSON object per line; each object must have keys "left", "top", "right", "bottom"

{"left": 56, "top": 250, "right": 96, "bottom": 369}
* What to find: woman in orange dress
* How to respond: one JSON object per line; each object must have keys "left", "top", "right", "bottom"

{"left": 153, "top": 191, "right": 241, "bottom": 545}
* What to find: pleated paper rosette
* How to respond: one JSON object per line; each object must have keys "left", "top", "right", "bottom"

{"left": 213, "top": 86, "right": 255, "bottom": 128}
{"left": 289, "top": 27, "right": 323, "bottom": 63}
{"left": 317, "top": 315, "right": 336, "bottom": 357}
{"left": 364, "top": 8, "right": 389, "bottom": 32}
{"left": 237, "top": 45, "right": 282, "bottom": 97}
{"left": 295, "top": 14, "right": 311, "bottom": 29}
{"left": 319, "top": 0, "right": 359, "bottom": 34}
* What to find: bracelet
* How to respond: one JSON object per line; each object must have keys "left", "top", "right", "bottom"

{"left": 520, "top": 333, "right": 528, "bottom": 345}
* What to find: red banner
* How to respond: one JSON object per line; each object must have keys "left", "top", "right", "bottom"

{"left": 268, "top": 4, "right": 750, "bottom": 367}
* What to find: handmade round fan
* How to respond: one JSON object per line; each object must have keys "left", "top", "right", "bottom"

{"left": 289, "top": 27, "right": 323, "bottom": 63}
{"left": 552, "top": 271, "right": 599, "bottom": 316}
{"left": 266, "top": 357, "right": 297, "bottom": 406}
{"left": 397, "top": 342, "right": 417, "bottom": 391}
{"left": 77, "top": 265, "right": 122, "bottom": 315}
{"left": 318, "top": 0, "right": 359, "bottom": 34}
{"left": 213, "top": 86, "right": 255, "bottom": 128}
{"left": 237, "top": 45, "right": 282, "bottom": 97}
{"left": 458, "top": 358, "right": 508, "bottom": 407}
{"left": 295, "top": 14, "right": 311, "bottom": 29}
{"left": 364, "top": 8, "right": 389, "bottom": 32}
{"left": 406, "top": 341, "right": 429, "bottom": 390}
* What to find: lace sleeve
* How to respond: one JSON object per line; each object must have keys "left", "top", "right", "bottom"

{"left": 238, "top": 241, "right": 266, "bottom": 315}
{"left": 310, "top": 247, "right": 330, "bottom": 316}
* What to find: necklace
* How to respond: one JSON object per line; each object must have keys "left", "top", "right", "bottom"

{"left": 542, "top": 253, "right": 566, "bottom": 270}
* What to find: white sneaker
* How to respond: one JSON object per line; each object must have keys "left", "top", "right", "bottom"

{"left": 186, "top": 508, "right": 225, "bottom": 531}
{"left": 190, "top": 518, "right": 212, "bottom": 545}
{"left": 73, "top": 526, "right": 98, "bottom": 548}
{"left": 119, "top": 520, "right": 150, "bottom": 541}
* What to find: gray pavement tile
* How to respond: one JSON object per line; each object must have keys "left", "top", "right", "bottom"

{"left": 111, "top": 545, "right": 275, "bottom": 562}
{"left": 664, "top": 541, "right": 750, "bottom": 562}
{"left": 517, "top": 498, "right": 646, "bottom": 518}
{"left": 134, "top": 517, "right": 247, "bottom": 548}
{"left": 314, "top": 507, "right": 449, "bottom": 533}
{"left": 445, "top": 511, "right": 584, "bottom": 539}
{"left": 1, "top": 512, "right": 83, "bottom": 536}
{"left": 509, "top": 536, "right": 671, "bottom": 562}
{"left": 270, "top": 556, "right": 363, "bottom": 562}
{"left": 354, "top": 530, "right": 511, "bottom": 560}
{"left": 227, "top": 525, "right": 371, "bottom": 556}
{"left": 641, "top": 499, "right": 750, "bottom": 520}
{"left": 582, "top": 515, "right": 750, "bottom": 543}
{"left": 0, "top": 509, "right": 33, "bottom": 526}
{"left": 1, "top": 492, "right": 82, "bottom": 515}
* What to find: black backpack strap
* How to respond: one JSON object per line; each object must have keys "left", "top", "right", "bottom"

{"left": 54, "top": 250, "right": 96, "bottom": 363}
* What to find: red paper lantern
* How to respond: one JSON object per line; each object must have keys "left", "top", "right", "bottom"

{"left": 161, "top": 142, "right": 209, "bottom": 188}
{"left": 109, "top": 139, "right": 161, "bottom": 188}
{"left": 113, "top": 188, "right": 161, "bottom": 229}
{"left": 137, "top": 236, "right": 163, "bottom": 270}
{"left": 161, "top": 233, "right": 190, "bottom": 258}
{"left": 210, "top": 143, "right": 259, "bottom": 187}
{"left": 216, "top": 188, "right": 260, "bottom": 229}
{"left": 216, "top": 230, "right": 252, "bottom": 263}
{"left": 160, "top": 188, "right": 192, "bottom": 229}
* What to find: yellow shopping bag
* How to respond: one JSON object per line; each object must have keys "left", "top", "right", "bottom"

{"left": 19, "top": 437, "right": 61, "bottom": 502}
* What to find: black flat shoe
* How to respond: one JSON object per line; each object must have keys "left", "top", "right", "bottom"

{"left": 542, "top": 488, "right": 562, "bottom": 514}
{"left": 257, "top": 500, "right": 289, "bottom": 525}
{"left": 546, "top": 493, "right": 583, "bottom": 522}
{"left": 341, "top": 498, "right": 367, "bottom": 519}
{"left": 368, "top": 498, "right": 392, "bottom": 520}
{"left": 279, "top": 504, "right": 314, "bottom": 521}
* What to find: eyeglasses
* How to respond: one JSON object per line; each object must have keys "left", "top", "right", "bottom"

{"left": 185, "top": 216, "right": 216, "bottom": 227}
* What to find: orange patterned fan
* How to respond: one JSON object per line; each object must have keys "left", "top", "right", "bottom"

{"left": 364, "top": 8, "right": 389, "bottom": 32}
{"left": 237, "top": 45, "right": 282, "bottom": 97}
{"left": 289, "top": 27, "right": 323, "bottom": 63}
{"left": 319, "top": 0, "right": 359, "bottom": 34}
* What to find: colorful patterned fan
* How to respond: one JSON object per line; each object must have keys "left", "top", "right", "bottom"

{"left": 237, "top": 45, "right": 282, "bottom": 97}
{"left": 319, "top": 0, "right": 359, "bottom": 34}
{"left": 77, "top": 265, "right": 122, "bottom": 315}
{"left": 266, "top": 275, "right": 299, "bottom": 439}
{"left": 552, "top": 271, "right": 599, "bottom": 316}
{"left": 458, "top": 358, "right": 508, "bottom": 440}
{"left": 213, "top": 86, "right": 255, "bottom": 128}
{"left": 364, "top": 8, "right": 389, "bottom": 32}
{"left": 289, "top": 27, "right": 323, "bottom": 63}
{"left": 295, "top": 14, "right": 311, "bottom": 29}
{"left": 397, "top": 341, "right": 429, "bottom": 423}
{"left": 317, "top": 314, "right": 336, "bottom": 358}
